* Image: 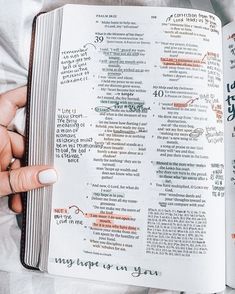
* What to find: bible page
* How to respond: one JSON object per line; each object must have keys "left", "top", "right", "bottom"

{"left": 223, "top": 20, "right": 235, "bottom": 289}
{"left": 46, "top": 5, "right": 225, "bottom": 292}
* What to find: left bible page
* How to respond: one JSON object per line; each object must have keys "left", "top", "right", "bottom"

{"left": 43, "top": 5, "right": 225, "bottom": 292}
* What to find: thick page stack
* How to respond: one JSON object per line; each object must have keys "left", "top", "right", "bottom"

{"left": 22, "top": 4, "right": 229, "bottom": 292}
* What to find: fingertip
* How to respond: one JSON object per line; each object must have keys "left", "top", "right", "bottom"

{"left": 38, "top": 168, "right": 58, "bottom": 185}
{"left": 8, "top": 194, "right": 22, "bottom": 214}
{"left": 0, "top": 86, "right": 27, "bottom": 127}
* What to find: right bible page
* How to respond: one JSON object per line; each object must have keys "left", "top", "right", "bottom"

{"left": 46, "top": 5, "right": 225, "bottom": 292}
{"left": 223, "top": 20, "right": 235, "bottom": 288}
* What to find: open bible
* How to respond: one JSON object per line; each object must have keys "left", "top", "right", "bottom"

{"left": 21, "top": 4, "right": 235, "bottom": 292}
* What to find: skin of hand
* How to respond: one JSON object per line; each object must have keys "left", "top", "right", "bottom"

{"left": 0, "top": 86, "right": 57, "bottom": 213}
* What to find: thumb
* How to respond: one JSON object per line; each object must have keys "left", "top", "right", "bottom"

{"left": 0, "top": 166, "right": 57, "bottom": 197}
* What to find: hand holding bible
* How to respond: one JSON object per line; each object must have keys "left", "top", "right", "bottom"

{"left": 0, "top": 86, "right": 57, "bottom": 213}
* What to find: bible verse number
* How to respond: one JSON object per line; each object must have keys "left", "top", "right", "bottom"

{"left": 153, "top": 90, "right": 164, "bottom": 97}
{"left": 94, "top": 36, "right": 104, "bottom": 43}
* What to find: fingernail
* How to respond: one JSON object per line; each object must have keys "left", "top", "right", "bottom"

{"left": 38, "top": 169, "right": 57, "bottom": 185}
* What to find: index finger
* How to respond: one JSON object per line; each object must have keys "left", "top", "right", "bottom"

{"left": 0, "top": 86, "right": 27, "bottom": 127}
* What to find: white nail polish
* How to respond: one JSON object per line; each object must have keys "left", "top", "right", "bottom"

{"left": 38, "top": 169, "right": 57, "bottom": 185}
